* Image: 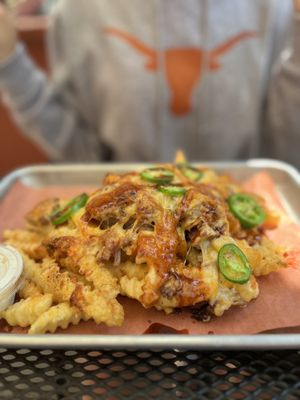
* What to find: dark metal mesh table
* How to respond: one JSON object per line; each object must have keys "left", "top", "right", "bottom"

{"left": 0, "top": 348, "right": 299, "bottom": 399}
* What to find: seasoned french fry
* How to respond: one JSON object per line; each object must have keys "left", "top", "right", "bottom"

{"left": 4, "top": 229, "right": 41, "bottom": 244}
{"left": 22, "top": 253, "right": 124, "bottom": 326}
{"left": 3, "top": 229, "right": 47, "bottom": 261}
{"left": 68, "top": 254, "right": 119, "bottom": 298}
{"left": 19, "top": 279, "right": 43, "bottom": 299}
{"left": 71, "top": 285, "right": 124, "bottom": 326}
{"left": 239, "top": 237, "right": 286, "bottom": 276}
{"left": 46, "top": 235, "right": 119, "bottom": 298}
{"left": 22, "top": 255, "right": 75, "bottom": 303}
{"left": 0, "top": 294, "right": 53, "bottom": 327}
{"left": 28, "top": 303, "right": 81, "bottom": 334}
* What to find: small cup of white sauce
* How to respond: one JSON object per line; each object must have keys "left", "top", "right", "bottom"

{"left": 0, "top": 245, "right": 24, "bottom": 312}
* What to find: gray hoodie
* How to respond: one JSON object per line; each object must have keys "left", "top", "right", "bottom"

{"left": 0, "top": 0, "right": 299, "bottom": 165}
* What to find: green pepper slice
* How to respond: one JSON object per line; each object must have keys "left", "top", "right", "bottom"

{"left": 158, "top": 185, "right": 187, "bottom": 197}
{"left": 140, "top": 168, "right": 174, "bottom": 184}
{"left": 228, "top": 193, "right": 266, "bottom": 229}
{"left": 217, "top": 243, "right": 252, "bottom": 284}
{"left": 178, "top": 163, "right": 203, "bottom": 182}
{"left": 52, "top": 193, "right": 89, "bottom": 226}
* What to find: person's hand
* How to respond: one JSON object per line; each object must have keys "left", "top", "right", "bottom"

{"left": 294, "top": 0, "right": 300, "bottom": 13}
{"left": 0, "top": 4, "right": 17, "bottom": 64}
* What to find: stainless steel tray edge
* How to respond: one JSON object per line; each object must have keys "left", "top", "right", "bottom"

{"left": 1, "top": 158, "right": 299, "bottom": 194}
{"left": 1, "top": 159, "right": 300, "bottom": 349}
{"left": 0, "top": 334, "right": 299, "bottom": 350}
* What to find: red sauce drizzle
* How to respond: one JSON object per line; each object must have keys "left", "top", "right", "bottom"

{"left": 143, "top": 323, "right": 189, "bottom": 335}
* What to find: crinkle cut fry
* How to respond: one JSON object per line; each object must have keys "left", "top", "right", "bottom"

{"left": 28, "top": 303, "right": 81, "bottom": 334}
{"left": 3, "top": 229, "right": 42, "bottom": 245}
{"left": 22, "top": 253, "right": 74, "bottom": 303}
{"left": 71, "top": 284, "right": 124, "bottom": 326}
{"left": 66, "top": 254, "right": 119, "bottom": 299}
{"left": 21, "top": 253, "right": 124, "bottom": 326}
{"left": 0, "top": 294, "right": 53, "bottom": 327}
{"left": 46, "top": 235, "right": 119, "bottom": 298}
{"left": 4, "top": 229, "right": 47, "bottom": 260}
{"left": 19, "top": 279, "right": 43, "bottom": 299}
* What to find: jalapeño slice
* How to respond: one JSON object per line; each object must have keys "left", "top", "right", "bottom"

{"left": 178, "top": 164, "right": 203, "bottom": 182}
{"left": 140, "top": 168, "right": 174, "bottom": 185}
{"left": 217, "top": 243, "right": 252, "bottom": 284}
{"left": 52, "top": 193, "right": 89, "bottom": 226}
{"left": 228, "top": 193, "right": 266, "bottom": 229}
{"left": 158, "top": 185, "right": 187, "bottom": 197}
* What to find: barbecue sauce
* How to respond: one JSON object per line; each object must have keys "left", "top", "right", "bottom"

{"left": 143, "top": 323, "right": 189, "bottom": 334}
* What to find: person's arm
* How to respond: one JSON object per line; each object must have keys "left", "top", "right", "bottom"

{"left": 0, "top": 4, "right": 101, "bottom": 162}
{"left": 265, "top": 1, "right": 300, "bottom": 167}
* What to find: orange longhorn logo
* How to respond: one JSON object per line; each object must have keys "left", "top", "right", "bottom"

{"left": 105, "top": 27, "right": 257, "bottom": 116}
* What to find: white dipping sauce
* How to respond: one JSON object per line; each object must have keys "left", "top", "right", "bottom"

{"left": 0, "top": 245, "right": 24, "bottom": 312}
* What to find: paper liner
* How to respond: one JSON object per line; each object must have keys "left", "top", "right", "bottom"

{"left": 0, "top": 175, "right": 300, "bottom": 335}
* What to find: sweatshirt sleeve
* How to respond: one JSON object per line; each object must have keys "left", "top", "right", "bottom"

{"left": 0, "top": 29, "right": 101, "bottom": 162}
{"left": 264, "top": 13, "right": 300, "bottom": 168}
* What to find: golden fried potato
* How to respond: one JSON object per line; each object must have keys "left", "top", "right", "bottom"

{"left": 242, "top": 237, "right": 286, "bottom": 276}
{"left": 19, "top": 280, "right": 43, "bottom": 299}
{"left": 28, "top": 303, "right": 81, "bottom": 334}
{"left": 1, "top": 294, "right": 53, "bottom": 327}
{"left": 25, "top": 198, "right": 63, "bottom": 235}
{"left": 3, "top": 229, "right": 47, "bottom": 261}
{"left": 45, "top": 235, "right": 119, "bottom": 298}
{"left": 21, "top": 253, "right": 123, "bottom": 326}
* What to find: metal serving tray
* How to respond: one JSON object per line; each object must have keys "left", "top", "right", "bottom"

{"left": 1, "top": 158, "right": 300, "bottom": 350}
